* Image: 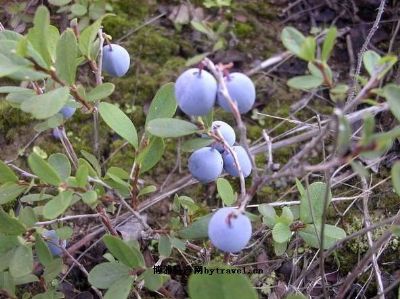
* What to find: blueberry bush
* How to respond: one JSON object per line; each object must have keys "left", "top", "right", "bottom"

{"left": 1, "top": 1, "right": 400, "bottom": 299}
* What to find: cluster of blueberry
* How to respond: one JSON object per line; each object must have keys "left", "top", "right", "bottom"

{"left": 174, "top": 67, "right": 255, "bottom": 253}
{"left": 53, "top": 43, "right": 131, "bottom": 139}
{"left": 188, "top": 121, "right": 252, "bottom": 184}
{"left": 175, "top": 68, "right": 256, "bottom": 116}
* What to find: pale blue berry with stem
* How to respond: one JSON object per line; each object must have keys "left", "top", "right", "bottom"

{"left": 223, "top": 145, "right": 252, "bottom": 177}
{"left": 217, "top": 72, "right": 256, "bottom": 114}
{"left": 208, "top": 207, "right": 252, "bottom": 253}
{"left": 59, "top": 105, "right": 76, "bottom": 119}
{"left": 211, "top": 120, "right": 236, "bottom": 152}
{"left": 175, "top": 68, "right": 217, "bottom": 116}
{"left": 52, "top": 128, "right": 62, "bottom": 140}
{"left": 102, "top": 44, "right": 131, "bottom": 77}
{"left": 42, "top": 230, "right": 67, "bottom": 256}
{"left": 188, "top": 147, "right": 223, "bottom": 183}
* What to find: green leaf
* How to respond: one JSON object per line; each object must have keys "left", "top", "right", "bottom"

{"left": 321, "top": 27, "right": 337, "bottom": 62}
{"left": 55, "top": 226, "right": 73, "bottom": 239}
{"left": 0, "top": 271, "right": 15, "bottom": 296}
{"left": 336, "top": 110, "right": 352, "bottom": 155}
{"left": 0, "top": 209, "right": 26, "bottom": 235}
{"left": 10, "top": 245, "right": 33, "bottom": 278}
{"left": 82, "top": 190, "right": 98, "bottom": 206}
{"left": 273, "top": 240, "right": 287, "bottom": 256}
{"left": 137, "top": 137, "right": 165, "bottom": 173}
{"left": 71, "top": 4, "right": 87, "bottom": 16}
{"left": 98, "top": 102, "right": 138, "bottom": 149}
{"left": 21, "top": 87, "right": 70, "bottom": 120}
{"left": 350, "top": 161, "right": 369, "bottom": 178}
{"left": 86, "top": 83, "right": 115, "bottom": 102}
{"left": 181, "top": 137, "right": 214, "bottom": 152}
{"left": 79, "top": 15, "right": 112, "bottom": 59}
{"left": 48, "top": 0, "right": 72, "bottom": 6}
{"left": 103, "top": 235, "right": 144, "bottom": 268}
{"left": 158, "top": 235, "right": 172, "bottom": 258}
{"left": 43, "top": 258, "right": 63, "bottom": 283}
{"left": 14, "top": 273, "right": 38, "bottom": 285}
{"left": 27, "top": 6, "right": 53, "bottom": 67}
{"left": 56, "top": 29, "right": 77, "bottom": 85}
{"left": 384, "top": 84, "right": 400, "bottom": 122}
{"left": 298, "top": 36, "right": 316, "bottom": 61}
{"left": 363, "top": 50, "right": 381, "bottom": 76}
{"left": 147, "top": 118, "right": 199, "bottom": 138}
{"left": 216, "top": 178, "right": 235, "bottom": 206}
{"left": 28, "top": 152, "right": 62, "bottom": 186}
{"left": 179, "top": 214, "right": 212, "bottom": 240}
{"left": 104, "top": 275, "right": 133, "bottom": 299}
{"left": 272, "top": 222, "right": 291, "bottom": 243}
{"left": 48, "top": 153, "right": 71, "bottom": 181}
{"left": 391, "top": 161, "right": 400, "bottom": 196}
{"left": 287, "top": 75, "right": 323, "bottom": 90}
{"left": 75, "top": 164, "right": 88, "bottom": 188}
{"left": 18, "top": 206, "right": 37, "bottom": 227}
{"left": 43, "top": 191, "right": 73, "bottom": 220}
{"left": 188, "top": 267, "right": 258, "bottom": 299}
{"left": 0, "top": 183, "right": 26, "bottom": 205}
{"left": 81, "top": 150, "right": 102, "bottom": 177}
{"left": 35, "top": 233, "right": 53, "bottom": 267}
{"left": 258, "top": 204, "right": 276, "bottom": 228}
{"left": 299, "top": 223, "right": 346, "bottom": 249}
{"left": 279, "top": 206, "right": 294, "bottom": 225}
{"left": 281, "top": 27, "right": 305, "bottom": 57}
{"left": 141, "top": 268, "right": 169, "bottom": 291}
{"left": 138, "top": 185, "right": 157, "bottom": 197}
{"left": 88, "top": 262, "right": 131, "bottom": 289}
{"left": 20, "top": 193, "right": 53, "bottom": 203}
{"left": 145, "top": 83, "right": 177, "bottom": 126}
{"left": 0, "top": 161, "right": 18, "bottom": 183}
{"left": 299, "top": 182, "right": 331, "bottom": 224}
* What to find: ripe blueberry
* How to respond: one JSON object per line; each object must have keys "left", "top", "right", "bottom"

{"left": 208, "top": 207, "right": 252, "bottom": 253}
{"left": 102, "top": 44, "right": 131, "bottom": 77}
{"left": 42, "top": 230, "right": 67, "bottom": 256}
{"left": 59, "top": 105, "right": 76, "bottom": 119}
{"left": 52, "top": 128, "right": 62, "bottom": 139}
{"left": 223, "top": 145, "right": 252, "bottom": 177}
{"left": 175, "top": 68, "right": 217, "bottom": 116}
{"left": 212, "top": 121, "right": 236, "bottom": 152}
{"left": 217, "top": 72, "right": 256, "bottom": 114}
{"left": 188, "top": 147, "right": 223, "bottom": 183}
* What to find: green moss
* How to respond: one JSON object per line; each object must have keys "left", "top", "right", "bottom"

{"left": 233, "top": 22, "right": 254, "bottom": 39}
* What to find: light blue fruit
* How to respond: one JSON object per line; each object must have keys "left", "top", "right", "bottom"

{"left": 102, "top": 44, "right": 131, "bottom": 77}
{"left": 52, "top": 128, "right": 62, "bottom": 140}
{"left": 217, "top": 72, "right": 256, "bottom": 114}
{"left": 188, "top": 147, "right": 223, "bottom": 183}
{"left": 42, "top": 230, "right": 67, "bottom": 256}
{"left": 175, "top": 68, "right": 217, "bottom": 116}
{"left": 212, "top": 121, "right": 236, "bottom": 152}
{"left": 223, "top": 145, "right": 252, "bottom": 177}
{"left": 208, "top": 207, "right": 252, "bottom": 253}
{"left": 60, "top": 105, "right": 76, "bottom": 119}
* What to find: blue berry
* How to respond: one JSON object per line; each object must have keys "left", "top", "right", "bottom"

{"left": 212, "top": 121, "right": 236, "bottom": 152}
{"left": 52, "top": 128, "right": 62, "bottom": 139}
{"left": 175, "top": 68, "right": 217, "bottom": 116}
{"left": 102, "top": 44, "right": 131, "bottom": 77}
{"left": 60, "top": 105, "right": 76, "bottom": 119}
{"left": 208, "top": 207, "right": 252, "bottom": 253}
{"left": 217, "top": 72, "right": 256, "bottom": 114}
{"left": 188, "top": 147, "right": 223, "bottom": 183}
{"left": 223, "top": 145, "right": 252, "bottom": 177}
{"left": 42, "top": 230, "right": 67, "bottom": 256}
